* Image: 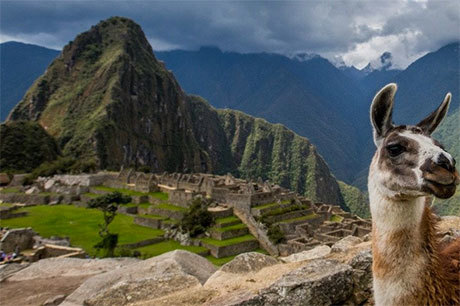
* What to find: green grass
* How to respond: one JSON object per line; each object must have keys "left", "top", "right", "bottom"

{"left": 330, "top": 215, "right": 344, "bottom": 223}
{"left": 252, "top": 202, "right": 279, "bottom": 210}
{"left": 93, "top": 186, "right": 146, "bottom": 196}
{"left": 137, "top": 202, "right": 151, "bottom": 208}
{"left": 215, "top": 223, "right": 247, "bottom": 232}
{"left": 155, "top": 203, "right": 187, "bottom": 212}
{"left": 136, "top": 240, "right": 208, "bottom": 258}
{"left": 206, "top": 254, "right": 236, "bottom": 266}
{"left": 148, "top": 192, "right": 168, "bottom": 201}
{"left": 201, "top": 234, "right": 256, "bottom": 247}
{"left": 138, "top": 214, "right": 165, "bottom": 220}
{"left": 83, "top": 192, "right": 99, "bottom": 198}
{"left": 0, "top": 203, "right": 14, "bottom": 208}
{"left": 0, "top": 205, "right": 164, "bottom": 256}
{"left": 276, "top": 214, "right": 318, "bottom": 225}
{"left": 0, "top": 187, "right": 20, "bottom": 193}
{"left": 162, "top": 219, "right": 179, "bottom": 225}
{"left": 92, "top": 186, "right": 168, "bottom": 201}
{"left": 215, "top": 216, "right": 240, "bottom": 224}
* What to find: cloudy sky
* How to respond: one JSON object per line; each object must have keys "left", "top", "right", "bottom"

{"left": 1, "top": 0, "right": 459, "bottom": 69}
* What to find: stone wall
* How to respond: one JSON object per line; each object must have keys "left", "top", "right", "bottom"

{"left": 53, "top": 173, "right": 113, "bottom": 187}
{"left": 0, "top": 228, "right": 36, "bottom": 253}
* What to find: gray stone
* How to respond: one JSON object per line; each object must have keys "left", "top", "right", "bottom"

{"left": 331, "top": 235, "right": 362, "bottom": 253}
{"left": 220, "top": 252, "right": 278, "bottom": 274}
{"left": 44, "top": 179, "right": 55, "bottom": 191}
{"left": 239, "top": 259, "right": 354, "bottom": 306}
{"left": 0, "top": 228, "right": 36, "bottom": 253}
{"left": 43, "top": 294, "right": 66, "bottom": 306}
{"left": 63, "top": 250, "right": 217, "bottom": 306}
{"left": 348, "top": 249, "right": 373, "bottom": 304}
{"left": 281, "top": 245, "right": 331, "bottom": 263}
{"left": 25, "top": 186, "right": 40, "bottom": 194}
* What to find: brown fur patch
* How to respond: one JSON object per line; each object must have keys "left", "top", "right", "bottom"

{"left": 372, "top": 206, "right": 460, "bottom": 305}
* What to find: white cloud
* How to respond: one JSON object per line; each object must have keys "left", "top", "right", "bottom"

{"left": 1, "top": 0, "right": 458, "bottom": 69}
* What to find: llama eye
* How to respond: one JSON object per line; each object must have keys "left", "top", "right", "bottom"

{"left": 387, "top": 144, "right": 405, "bottom": 157}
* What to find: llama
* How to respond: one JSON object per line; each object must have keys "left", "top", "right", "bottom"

{"left": 368, "top": 83, "right": 460, "bottom": 305}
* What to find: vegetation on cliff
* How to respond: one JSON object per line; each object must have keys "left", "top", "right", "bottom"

{"left": 0, "top": 121, "right": 59, "bottom": 173}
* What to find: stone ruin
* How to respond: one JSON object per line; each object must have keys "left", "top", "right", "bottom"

{"left": 0, "top": 169, "right": 371, "bottom": 257}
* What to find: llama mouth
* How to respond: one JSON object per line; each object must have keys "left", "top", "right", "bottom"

{"left": 423, "top": 179, "right": 457, "bottom": 199}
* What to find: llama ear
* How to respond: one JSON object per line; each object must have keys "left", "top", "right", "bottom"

{"left": 416, "top": 93, "right": 451, "bottom": 135}
{"left": 370, "top": 83, "right": 397, "bottom": 146}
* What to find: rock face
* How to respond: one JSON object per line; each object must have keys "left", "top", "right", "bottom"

{"left": 62, "top": 250, "right": 217, "bottom": 305}
{"left": 281, "top": 245, "right": 331, "bottom": 263}
{"left": 6, "top": 16, "right": 347, "bottom": 205}
{"left": 331, "top": 235, "right": 363, "bottom": 253}
{"left": 220, "top": 252, "right": 279, "bottom": 274}
{"left": 241, "top": 259, "right": 355, "bottom": 305}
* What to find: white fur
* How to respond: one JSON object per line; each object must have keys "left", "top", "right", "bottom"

{"left": 369, "top": 174, "right": 427, "bottom": 306}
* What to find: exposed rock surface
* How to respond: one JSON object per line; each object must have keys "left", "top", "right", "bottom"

{"left": 62, "top": 250, "right": 217, "bottom": 305}
{"left": 0, "top": 257, "right": 137, "bottom": 306}
{"left": 281, "top": 245, "right": 331, "bottom": 263}
{"left": 239, "top": 259, "right": 355, "bottom": 305}
{"left": 331, "top": 235, "right": 363, "bottom": 253}
{"left": 220, "top": 252, "right": 279, "bottom": 274}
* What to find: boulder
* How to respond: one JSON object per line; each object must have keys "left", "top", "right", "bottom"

{"left": 8, "top": 257, "right": 138, "bottom": 281}
{"left": 348, "top": 249, "right": 373, "bottom": 304}
{"left": 25, "top": 186, "right": 40, "bottom": 194}
{"left": 44, "top": 179, "right": 56, "bottom": 191}
{"left": 239, "top": 259, "right": 354, "bottom": 305}
{"left": 0, "top": 173, "right": 11, "bottom": 185}
{"left": 331, "top": 235, "right": 362, "bottom": 253}
{"left": 63, "top": 250, "right": 217, "bottom": 305}
{"left": 281, "top": 245, "right": 331, "bottom": 263}
{"left": 220, "top": 252, "right": 278, "bottom": 274}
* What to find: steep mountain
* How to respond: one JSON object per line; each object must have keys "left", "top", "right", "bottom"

{"left": 0, "top": 42, "right": 59, "bottom": 121}
{"left": 156, "top": 48, "right": 367, "bottom": 183}
{"left": 7, "top": 17, "right": 346, "bottom": 206}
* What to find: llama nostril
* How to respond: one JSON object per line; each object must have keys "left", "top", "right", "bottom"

{"left": 436, "top": 154, "right": 453, "bottom": 172}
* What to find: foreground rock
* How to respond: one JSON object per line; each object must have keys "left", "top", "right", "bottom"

{"left": 62, "top": 250, "right": 217, "bottom": 306}
{"left": 281, "top": 245, "right": 331, "bottom": 263}
{"left": 241, "top": 259, "right": 354, "bottom": 305}
{"left": 0, "top": 257, "right": 138, "bottom": 306}
{"left": 220, "top": 252, "right": 279, "bottom": 274}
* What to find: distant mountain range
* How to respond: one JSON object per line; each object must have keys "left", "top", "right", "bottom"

{"left": 0, "top": 41, "right": 59, "bottom": 121}
{"left": 1, "top": 32, "right": 458, "bottom": 215}
{"left": 154, "top": 42, "right": 459, "bottom": 187}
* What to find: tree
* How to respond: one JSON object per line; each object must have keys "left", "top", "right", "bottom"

{"left": 88, "top": 191, "right": 131, "bottom": 257}
{"left": 179, "top": 197, "right": 214, "bottom": 237}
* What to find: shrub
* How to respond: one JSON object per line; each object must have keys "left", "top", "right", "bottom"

{"left": 180, "top": 198, "right": 214, "bottom": 237}
{"left": 267, "top": 225, "right": 285, "bottom": 244}
{"left": 0, "top": 121, "right": 59, "bottom": 173}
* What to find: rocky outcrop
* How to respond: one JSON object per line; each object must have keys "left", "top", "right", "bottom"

{"left": 281, "top": 245, "right": 331, "bottom": 263}
{"left": 62, "top": 250, "right": 217, "bottom": 305}
{"left": 220, "top": 252, "right": 279, "bottom": 274}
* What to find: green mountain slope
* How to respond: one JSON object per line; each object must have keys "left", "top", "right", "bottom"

{"left": 7, "top": 17, "right": 353, "bottom": 207}
{"left": 433, "top": 108, "right": 460, "bottom": 216}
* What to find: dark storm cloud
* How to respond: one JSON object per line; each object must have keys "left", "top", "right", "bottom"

{"left": 1, "top": 0, "right": 459, "bottom": 68}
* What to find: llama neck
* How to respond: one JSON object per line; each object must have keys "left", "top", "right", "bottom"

{"left": 369, "top": 180, "right": 435, "bottom": 305}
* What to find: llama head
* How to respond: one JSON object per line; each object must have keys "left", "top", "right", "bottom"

{"left": 369, "top": 83, "right": 459, "bottom": 199}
